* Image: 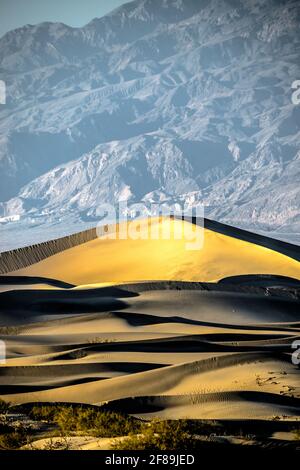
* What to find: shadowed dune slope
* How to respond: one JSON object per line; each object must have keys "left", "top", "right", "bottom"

{"left": 0, "top": 281, "right": 299, "bottom": 419}
{"left": 0, "top": 218, "right": 299, "bottom": 421}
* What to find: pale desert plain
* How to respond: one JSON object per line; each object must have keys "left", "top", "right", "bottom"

{"left": 0, "top": 217, "right": 299, "bottom": 450}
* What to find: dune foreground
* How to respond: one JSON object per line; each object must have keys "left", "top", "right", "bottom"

{"left": 0, "top": 217, "right": 299, "bottom": 449}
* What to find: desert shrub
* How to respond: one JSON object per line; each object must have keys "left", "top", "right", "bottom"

{"left": 29, "top": 404, "right": 58, "bottom": 422}
{"left": 0, "top": 428, "right": 27, "bottom": 450}
{"left": 28, "top": 404, "right": 141, "bottom": 436}
{"left": 56, "top": 407, "right": 142, "bottom": 437}
{"left": 92, "top": 410, "right": 141, "bottom": 437}
{"left": 293, "top": 428, "right": 300, "bottom": 440}
{"left": 0, "top": 326, "right": 21, "bottom": 335}
{"left": 39, "top": 436, "right": 71, "bottom": 451}
{"left": 0, "top": 399, "right": 10, "bottom": 414}
{"left": 113, "top": 420, "right": 198, "bottom": 451}
{"left": 28, "top": 405, "right": 222, "bottom": 442}
{"left": 52, "top": 406, "right": 75, "bottom": 433}
{"left": 113, "top": 419, "right": 225, "bottom": 450}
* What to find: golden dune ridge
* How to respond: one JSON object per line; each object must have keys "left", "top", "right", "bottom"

{"left": 4, "top": 217, "right": 300, "bottom": 285}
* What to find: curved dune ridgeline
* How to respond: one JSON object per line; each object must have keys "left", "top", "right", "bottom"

{"left": 0, "top": 227, "right": 98, "bottom": 275}
{"left": 0, "top": 218, "right": 299, "bottom": 421}
{"left": 1, "top": 217, "right": 300, "bottom": 284}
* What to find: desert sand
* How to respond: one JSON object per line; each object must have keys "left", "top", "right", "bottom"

{"left": 2, "top": 217, "right": 300, "bottom": 284}
{"left": 0, "top": 217, "right": 299, "bottom": 428}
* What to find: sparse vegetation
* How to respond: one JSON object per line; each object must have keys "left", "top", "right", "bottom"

{"left": 0, "top": 326, "right": 22, "bottom": 335}
{"left": 0, "top": 426, "right": 28, "bottom": 450}
{"left": 87, "top": 337, "right": 115, "bottom": 344}
{"left": 112, "top": 420, "right": 194, "bottom": 450}
{"left": 28, "top": 404, "right": 142, "bottom": 437}
{"left": 2, "top": 402, "right": 299, "bottom": 451}
{"left": 293, "top": 428, "right": 300, "bottom": 440}
{"left": 0, "top": 399, "right": 10, "bottom": 414}
{"left": 37, "top": 436, "right": 71, "bottom": 451}
{"left": 112, "top": 419, "right": 222, "bottom": 450}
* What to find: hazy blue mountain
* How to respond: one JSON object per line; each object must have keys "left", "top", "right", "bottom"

{"left": 0, "top": 0, "right": 300, "bottom": 249}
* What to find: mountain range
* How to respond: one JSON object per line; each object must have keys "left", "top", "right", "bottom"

{"left": 0, "top": 0, "right": 299, "bottom": 249}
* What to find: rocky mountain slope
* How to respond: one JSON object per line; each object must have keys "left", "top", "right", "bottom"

{"left": 0, "top": 0, "right": 299, "bottom": 249}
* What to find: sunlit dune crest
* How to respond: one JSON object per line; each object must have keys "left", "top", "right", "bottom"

{"left": 8, "top": 217, "right": 300, "bottom": 285}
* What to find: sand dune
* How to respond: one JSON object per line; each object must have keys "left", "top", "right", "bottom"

{"left": 4, "top": 218, "right": 300, "bottom": 284}
{"left": 102, "top": 391, "right": 300, "bottom": 421}
{"left": 21, "top": 435, "right": 127, "bottom": 451}
{"left": 0, "top": 217, "right": 299, "bottom": 423}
